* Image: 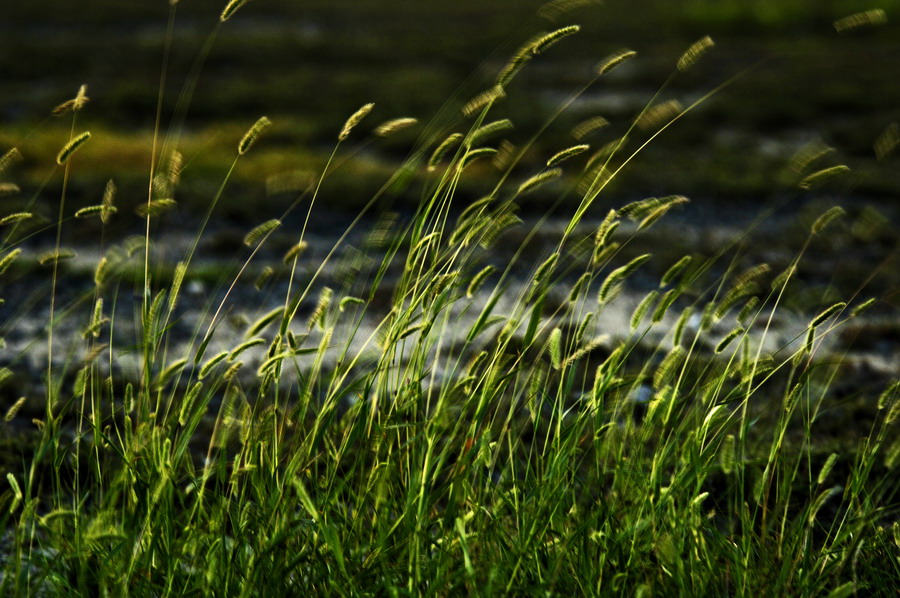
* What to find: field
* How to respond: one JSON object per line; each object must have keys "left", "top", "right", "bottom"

{"left": 1, "top": 0, "right": 899, "bottom": 595}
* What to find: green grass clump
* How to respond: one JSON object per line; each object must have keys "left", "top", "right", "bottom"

{"left": 0, "top": 2, "right": 898, "bottom": 596}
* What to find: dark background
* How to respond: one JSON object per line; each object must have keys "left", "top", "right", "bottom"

{"left": 1, "top": 0, "right": 899, "bottom": 217}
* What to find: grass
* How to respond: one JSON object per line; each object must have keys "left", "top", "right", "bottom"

{"left": 1, "top": 1, "right": 899, "bottom": 595}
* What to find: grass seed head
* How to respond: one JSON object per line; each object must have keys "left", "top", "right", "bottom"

{"left": 469, "top": 119, "right": 514, "bottom": 147}
{"left": 57, "top": 131, "right": 91, "bottom": 165}
{"left": 462, "top": 86, "right": 505, "bottom": 117}
{"left": 677, "top": 36, "right": 715, "bottom": 72}
{"left": 798, "top": 165, "right": 850, "bottom": 190}
{"left": 0, "top": 148, "right": 22, "bottom": 174}
{"left": 428, "top": 132, "right": 463, "bottom": 171}
{"left": 374, "top": 117, "right": 418, "bottom": 137}
{"left": 339, "top": 103, "right": 374, "bottom": 141}
{"left": 809, "top": 302, "right": 846, "bottom": 329}
{"left": 635, "top": 99, "right": 683, "bottom": 131}
{"left": 571, "top": 116, "right": 610, "bottom": 140}
{"left": 530, "top": 25, "right": 581, "bottom": 55}
{"left": 596, "top": 49, "right": 636, "bottom": 75}
{"left": 547, "top": 144, "right": 590, "bottom": 167}
{"left": 518, "top": 168, "right": 562, "bottom": 195}
{"left": 833, "top": 9, "right": 888, "bottom": 33}
{"left": 874, "top": 122, "right": 899, "bottom": 161}
{"left": 244, "top": 218, "right": 281, "bottom": 247}
{"left": 238, "top": 116, "right": 272, "bottom": 155}
{"left": 811, "top": 206, "right": 846, "bottom": 235}
{"left": 220, "top": 0, "right": 249, "bottom": 22}
{"left": 0, "top": 212, "right": 33, "bottom": 226}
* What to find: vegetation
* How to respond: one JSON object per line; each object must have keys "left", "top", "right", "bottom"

{"left": 1, "top": 1, "right": 898, "bottom": 595}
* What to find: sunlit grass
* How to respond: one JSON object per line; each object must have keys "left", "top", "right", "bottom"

{"left": 0, "top": 2, "right": 898, "bottom": 596}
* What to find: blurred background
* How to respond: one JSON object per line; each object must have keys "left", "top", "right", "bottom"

{"left": 2, "top": 0, "right": 899, "bottom": 219}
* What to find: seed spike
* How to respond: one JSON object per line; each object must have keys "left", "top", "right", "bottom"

{"left": 238, "top": 116, "right": 272, "bottom": 155}
{"left": 339, "top": 103, "right": 375, "bottom": 141}
{"left": 57, "top": 131, "right": 91, "bottom": 165}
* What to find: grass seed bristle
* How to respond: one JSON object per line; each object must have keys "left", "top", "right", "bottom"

{"left": 571, "top": 116, "right": 609, "bottom": 140}
{"left": 817, "top": 453, "right": 838, "bottom": 485}
{"left": 672, "top": 305, "right": 693, "bottom": 346}
{"left": 255, "top": 266, "right": 274, "bottom": 290}
{"left": 38, "top": 249, "right": 76, "bottom": 266}
{"left": 596, "top": 49, "right": 637, "bottom": 75}
{"left": 798, "top": 165, "right": 850, "bottom": 190}
{"left": 530, "top": 25, "right": 581, "bottom": 55}
{"left": 374, "top": 117, "right": 418, "bottom": 137}
{"left": 569, "top": 272, "right": 591, "bottom": 302}
{"left": 833, "top": 9, "right": 888, "bottom": 33}
{"left": 462, "top": 86, "right": 505, "bottom": 117}
{"left": 493, "top": 140, "right": 518, "bottom": 170}
{"left": 283, "top": 241, "right": 308, "bottom": 264}
{"left": 244, "top": 219, "right": 281, "bottom": 247}
{"left": 594, "top": 209, "right": 618, "bottom": 248}
{"left": 715, "top": 326, "right": 745, "bottom": 354}
{"left": 497, "top": 43, "right": 535, "bottom": 86}
{"left": 52, "top": 84, "right": 89, "bottom": 115}
{"left": 467, "top": 265, "right": 496, "bottom": 299}
{"left": 57, "top": 131, "right": 91, "bottom": 165}
{"left": 94, "top": 256, "right": 108, "bottom": 287}
{"left": 850, "top": 297, "right": 876, "bottom": 318}
{"left": 307, "top": 287, "right": 333, "bottom": 331}
{"left": 220, "top": 0, "right": 249, "bottom": 22}
{"left": 156, "top": 358, "right": 187, "bottom": 389}
{"left": 238, "top": 116, "right": 272, "bottom": 155}
{"left": 737, "top": 296, "right": 760, "bottom": 325}
{"left": 811, "top": 206, "right": 846, "bottom": 235}
{"left": 469, "top": 119, "right": 514, "bottom": 147}
{"left": 654, "top": 345, "right": 685, "bottom": 390}
{"left": 874, "top": 122, "right": 899, "bottom": 161}
{"left": 631, "top": 290, "right": 659, "bottom": 330}
{"left": 547, "top": 144, "right": 590, "bottom": 167}
{"left": 74, "top": 205, "right": 106, "bottom": 219}
{"left": 339, "top": 103, "right": 374, "bottom": 141}
{"left": 770, "top": 265, "right": 795, "bottom": 292}
{"left": 246, "top": 307, "right": 283, "bottom": 338}
{"left": 548, "top": 327, "right": 563, "bottom": 369}
{"left": 0, "top": 148, "right": 22, "bottom": 174}
{"left": 809, "top": 302, "right": 846, "bottom": 329}
{"left": 4, "top": 397, "right": 26, "bottom": 422}
{"left": 168, "top": 261, "right": 187, "bottom": 315}
{"left": 199, "top": 351, "right": 230, "bottom": 380}
{"left": 136, "top": 198, "right": 177, "bottom": 218}
{"left": 599, "top": 253, "right": 651, "bottom": 304}
{"left": 635, "top": 100, "right": 683, "bottom": 131}
{"left": 428, "top": 133, "right": 463, "bottom": 171}
{"left": 676, "top": 36, "right": 714, "bottom": 72}
{"left": 86, "top": 298, "right": 105, "bottom": 338}
{"left": 0, "top": 183, "right": 20, "bottom": 196}
{"left": 101, "top": 179, "right": 117, "bottom": 223}
{"left": 168, "top": 151, "right": 183, "bottom": 186}
{"left": 461, "top": 147, "right": 498, "bottom": 169}
{"left": 787, "top": 140, "right": 834, "bottom": 177}
{"left": 652, "top": 288, "right": 680, "bottom": 323}
{"left": 0, "top": 212, "right": 33, "bottom": 226}
{"left": 533, "top": 252, "right": 559, "bottom": 286}
{"left": 518, "top": 168, "right": 562, "bottom": 195}
{"left": 661, "top": 255, "right": 692, "bottom": 287}
{"left": 230, "top": 338, "right": 267, "bottom": 361}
